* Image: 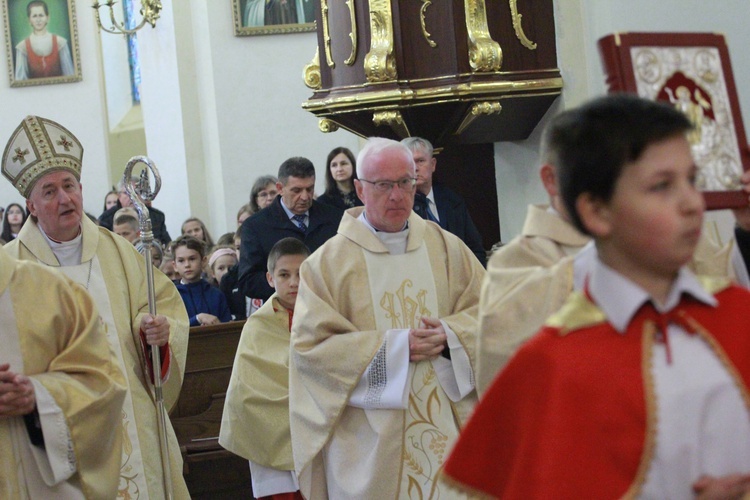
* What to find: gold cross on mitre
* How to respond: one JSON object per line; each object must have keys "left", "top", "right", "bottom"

{"left": 12, "top": 147, "right": 30, "bottom": 165}
{"left": 57, "top": 135, "right": 73, "bottom": 151}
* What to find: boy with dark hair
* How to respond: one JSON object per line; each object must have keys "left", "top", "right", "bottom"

{"left": 220, "top": 237, "right": 310, "bottom": 500}
{"left": 173, "top": 235, "right": 232, "bottom": 326}
{"left": 444, "top": 94, "right": 750, "bottom": 498}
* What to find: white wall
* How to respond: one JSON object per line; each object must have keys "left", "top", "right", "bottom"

{"left": 136, "top": 0, "right": 361, "bottom": 239}
{"left": 4, "top": 0, "right": 746, "bottom": 244}
{"left": 0, "top": 3, "right": 111, "bottom": 217}
{"left": 495, "top": 0, "right": 750, "bottom": 243}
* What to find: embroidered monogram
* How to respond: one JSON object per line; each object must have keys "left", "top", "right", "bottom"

{"left": 380, "top": 279, "right": 432, "bottom": 329}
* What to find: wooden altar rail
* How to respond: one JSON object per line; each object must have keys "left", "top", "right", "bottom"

{"left": 170, "top": 320, "right": 253, "bottom": 499}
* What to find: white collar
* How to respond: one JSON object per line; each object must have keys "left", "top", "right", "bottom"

{"left": 426, "top": 187, "right": 436, "bottom": 205}
{"left": 588, "top": 255, "right": 717, "bottom": 333}
{"left": 357, "top": 212, "right": 409, "bottom": 255}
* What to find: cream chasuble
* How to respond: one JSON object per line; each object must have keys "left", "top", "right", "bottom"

{"left": 219, "top": 295, "right": 299, "bottom": 496}
{"left": 5, "top": 216, "right": 190, "bottom": 499}
{"left": 58, "top": 254, "right": 151, "bottom": 497}
{"left": 361, "top": 244, "right": 460, "bottom": 499}
{"left": 477, "top": 208, "right": 741, "bottom": 395}
{"left": 290, "top": 208, "right": 484, "bottom": 499}
{"left": 0, "top": 250, "right": 125, "bottom": 499}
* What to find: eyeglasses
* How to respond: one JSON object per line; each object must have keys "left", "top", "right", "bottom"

{"left": 359, "top": 177, "right": 416, "bottom": 193}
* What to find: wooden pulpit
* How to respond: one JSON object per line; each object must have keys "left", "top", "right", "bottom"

{"left": 302, "top": 0, "right": 561, "bottom": 147}
{"left": 302, "top": 0, "right": 562, "bottom": 248}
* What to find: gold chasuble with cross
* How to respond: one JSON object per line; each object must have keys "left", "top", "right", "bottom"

{"left": 0, "top": 249, "right": 126, "bottom": 499}
{"left": 290, "top": 208, "right": 484, "bottom": 499}
{"left": 5, "top": 216, "right": 190, "bottom": 499}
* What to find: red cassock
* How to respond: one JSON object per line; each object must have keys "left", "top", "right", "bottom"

{"left": 442, "top": 284, "right": 750, "bottom": 499}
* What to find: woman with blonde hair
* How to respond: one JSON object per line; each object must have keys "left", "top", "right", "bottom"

{"left": 181, "top": 217, "right": 216, "bottom": 253}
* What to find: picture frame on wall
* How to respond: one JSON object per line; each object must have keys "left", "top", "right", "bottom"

{"left": 2, "top": 0, "right": 81, "bottom": 87}
{"left": 232, "top": 0, "right": 316, "bottom": 36}
{"left": 599, "top": 32, "right": 750, "bottom": 209}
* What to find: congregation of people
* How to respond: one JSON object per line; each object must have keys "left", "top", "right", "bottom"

{"left": 4, "top": 92, "right": 750, "bottom": 499}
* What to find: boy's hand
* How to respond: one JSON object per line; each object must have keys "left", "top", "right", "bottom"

{"left": 196, "top": 313, "right": 220, "bottom": 326}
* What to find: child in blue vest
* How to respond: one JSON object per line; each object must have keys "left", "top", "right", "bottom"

{"left": 173, "top": 235, "right": 232, "bottom": 326}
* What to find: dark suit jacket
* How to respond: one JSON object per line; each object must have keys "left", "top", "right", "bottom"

{"left": 413, "top": 184, "right": 487, "bottom": 266}
{"left": 98, "top": 201, "right": 172, "bottom": 245}
{"left": 238, "top": 196, "right": 344, "bottom": 300}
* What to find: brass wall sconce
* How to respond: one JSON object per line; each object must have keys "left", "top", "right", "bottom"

{"left": 92, "top": 0, "right": 162, "bottom": 35}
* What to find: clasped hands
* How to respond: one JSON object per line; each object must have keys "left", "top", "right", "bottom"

{"left": 409, "top": 317, "right": 448, "bottom": 362}
{"left": 0, "top": 363, "right": 35, "bottom": 417}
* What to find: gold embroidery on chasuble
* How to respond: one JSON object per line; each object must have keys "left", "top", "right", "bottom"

{"left": 1, "top": 289, "right": 27, "bottom": 499}
{"left": 546, "top": 291, "right": 608, "bottom": 334}
{"left": 57, "top": 259, "right": 149, "bottom": 499}
{"left": 364, "top": 246, "right": 459, "bottom": 499}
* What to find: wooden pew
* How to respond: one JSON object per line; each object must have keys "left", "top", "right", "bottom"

{"left": 170, "top": 320, "right": 254, "bottom": 499}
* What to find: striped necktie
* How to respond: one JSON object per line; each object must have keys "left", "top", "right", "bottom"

{"left": 292, "top": 214, "right": 307, "bottom": 232}
{"left": 425, "top": 201, "right": 439, "bottom": 223}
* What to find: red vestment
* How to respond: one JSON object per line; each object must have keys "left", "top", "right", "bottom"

{"left": 26, "top": 35, "right": 62, "bottom": 78}
{"left": 443, "top": 281, "right": 750, "bottom": 499}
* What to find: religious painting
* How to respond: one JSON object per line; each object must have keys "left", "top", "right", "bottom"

{"left": 2, "top": 0, "right": 81, "bottom": 87}
{"left": 232, "top": 0, "right": 316, "bottom": 36}
{"left": 599, "top": 32, "right": 750, "bottom": 209}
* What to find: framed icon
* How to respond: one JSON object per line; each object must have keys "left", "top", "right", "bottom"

{"left": 599, "top": 32, "right": 750, "bottom": 209}
{"left": 232, "top": 0, "right": 316, "bottom": 37}
{"left": 3, "top": 0, "right": 81, "bottom": 87}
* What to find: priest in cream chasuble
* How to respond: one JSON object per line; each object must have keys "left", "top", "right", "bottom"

{"left": 289, "top": 138, "right": 484, "bottom": 499}
{"left": 2, "top": 115, "right": 190, "bottom": 499}
{"left": 0, "top": 248, "right": 127, "bottom": 499}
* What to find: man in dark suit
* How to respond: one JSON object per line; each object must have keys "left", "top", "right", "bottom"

{"left": 403, "top": 137, "right": 487, "bottom": 266}
{"left": 238, "top": 157, "right": 344, "bottom": 301}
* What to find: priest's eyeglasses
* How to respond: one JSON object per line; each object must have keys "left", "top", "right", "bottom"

{"left": 359, "top": 177, "right": 417, "bottom": 193}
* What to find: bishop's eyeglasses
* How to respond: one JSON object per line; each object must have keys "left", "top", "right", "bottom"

{"left": 359, "top": 177, "right": 417, "bottom": 193}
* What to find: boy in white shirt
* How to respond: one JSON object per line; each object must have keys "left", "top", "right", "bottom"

{"left": 444, "top": 94, "right": 750, "bottom": 499}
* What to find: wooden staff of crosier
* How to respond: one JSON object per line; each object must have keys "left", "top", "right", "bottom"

{"left": 123, "top": 156, "right": 174, "bottom": 500}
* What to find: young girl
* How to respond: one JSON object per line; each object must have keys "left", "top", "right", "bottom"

{"left": 1, "top": 203, "right": 27, "bottom": 242}
{"left": 181, "top": 217, "right": 215, "bottom": 253}
{"left": 316, "top": 147, "right": 363, "bottom": 209}
{"left": 173, "top": 235, "right": 231, "bottom": 327}
{"left": 237, "top": 203, "right": 253, "bottom": 227}
{"left": 208, "top": 246, "right": 238, "bottom": 286}
{"left": 102, "top": 190, "right": 118, "bottom": 212}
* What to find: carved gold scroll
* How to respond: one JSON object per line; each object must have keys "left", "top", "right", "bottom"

{"left": 464, "top": 0, "right": 502, "bottom": 71}
{"left": 345, "top": 0, "right": 358, "bottom": 65}
{"left": 364, "top": 0, "right": 397, "bottom": 82}
{"left": 509, "top": 0, "right": 537, "bottom": 50}
{"left": 373, "top": 110, "right": 410, "bottom": 137}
